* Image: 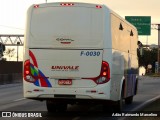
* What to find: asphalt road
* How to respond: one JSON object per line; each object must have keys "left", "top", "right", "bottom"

{"left": 0, "top": 76, "right": 160, "bottom": 120}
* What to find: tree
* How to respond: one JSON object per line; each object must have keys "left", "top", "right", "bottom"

{"left": 4, "top": 48, "right": 16, "bottom": 61}
{"left": 138, "top": 48, "right": 157, "bottom": 73}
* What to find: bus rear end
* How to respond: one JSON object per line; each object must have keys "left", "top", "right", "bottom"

{"left": 23, "top": 2, "right": 111, "bottom": 111}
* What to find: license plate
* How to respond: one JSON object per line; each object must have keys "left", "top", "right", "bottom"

{"left": 58, "top": 79, "right": 72, "bottom": 85}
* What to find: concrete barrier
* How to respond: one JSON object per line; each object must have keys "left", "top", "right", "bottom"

{"left": 0, "top": 73, "right": 22, "bottom": 85}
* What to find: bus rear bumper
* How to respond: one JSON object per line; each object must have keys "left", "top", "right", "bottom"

{"left": 24, "top": 81, "right": 112, "bottom": 101}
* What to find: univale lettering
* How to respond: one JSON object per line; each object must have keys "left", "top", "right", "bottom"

{"left": 52, "top": 66, "right": 79, "bottom": 70}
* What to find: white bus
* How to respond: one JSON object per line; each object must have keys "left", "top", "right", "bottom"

{"left": 23, "top": 2, "right": 139, "bottom": 112}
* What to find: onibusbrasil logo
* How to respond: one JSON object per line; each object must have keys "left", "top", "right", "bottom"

{"left": 1, "top": 112, "right": 42, "bottom": 118}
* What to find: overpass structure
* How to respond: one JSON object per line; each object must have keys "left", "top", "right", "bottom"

{"left": 0, "top": 34, "right": 24, "bottom": 61}
{"left": 0, "top": 34, "right": 24, "bottom": 46}
{"left": 0, "top": 24, "right": 159, "bottom": 47}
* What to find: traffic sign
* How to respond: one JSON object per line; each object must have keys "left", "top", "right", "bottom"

{"left": 125, "top": 16, "right": 151, "bottom": 35}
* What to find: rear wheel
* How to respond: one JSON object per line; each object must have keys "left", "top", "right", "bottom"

{"left": 46, "top": 100, "right": 67, "bottom": 112}
{"left": 58, "top": 104, "right": 67, "bottom": 112}
{"left": 125, "top": 96, "right": 133, "bottom": 104}
{"left": 114, "top": 95, "right": 123, "bottom": 112}
{"left": 103, "top": 104, "right": 113, "bottom": 113}
{"left": 46, "top": 100, "right": 56, "bottom": 112}
{"left": 114, "top": 88, "right": 124, "bottom": 112}
{"left": 135, "top": 80, "right": 138, "bottom": 95}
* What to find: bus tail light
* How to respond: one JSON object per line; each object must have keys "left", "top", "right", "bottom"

{"left": 24, "top": 60, "right": 35, "bottom": 83}
{"left": 96, "top": 5, "right": 102, "bottom": 9}
{"left": 82, "top": 61, "right": 110, "bottom": 84}
{"left": 60, "top": 3, "right": 74, "bottom": 6}
{"left": 96, "top": 61, "right": 110, "bottom": 84}
{"left": 34, "top": 5, "right": 39, "bottom": 8}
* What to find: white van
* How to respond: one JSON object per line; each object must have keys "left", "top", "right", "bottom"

{"left": 23, "top": 2, "right": 139, "bottom": 112}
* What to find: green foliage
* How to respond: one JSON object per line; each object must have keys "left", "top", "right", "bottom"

{"left": 138, "top": 48, "right": 157, "bottom": 72}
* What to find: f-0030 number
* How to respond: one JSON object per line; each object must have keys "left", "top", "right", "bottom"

{"left": 80, "top": 51, "right": 101, "bottom": 56}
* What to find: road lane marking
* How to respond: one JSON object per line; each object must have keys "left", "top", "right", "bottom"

{"left": 118, "top": 95, "right": 160, "bottom": 120}
{"left": 132, "top": 95, "right": 160, "bottom": 112}
{"left": 72, "top": 117, "right": 81, "bottom": 120}
{"left": 13, "top": 98, "right": 26, "bottom": 102}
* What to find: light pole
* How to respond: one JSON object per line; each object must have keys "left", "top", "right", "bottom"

{"left": 158, "top": 24, "right": 160, "bottom": 73}
{"left": 17, "top": 42, "right": 20, "bottom": 62}
{"left": 151, "top": 24, "right": 160, "bottom": 73}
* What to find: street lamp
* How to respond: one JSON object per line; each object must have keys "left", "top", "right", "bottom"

{"left": 157, "top": 25, "right": 160, "bottom": 73}
{"left": 17, "top": 42, "right": 20, "bottom": 62}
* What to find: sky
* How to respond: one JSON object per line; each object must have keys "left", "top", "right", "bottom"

{"left": 0, "top": 0, "right": 160, "bottom": 45}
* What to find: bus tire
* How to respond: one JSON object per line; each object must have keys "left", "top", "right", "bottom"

{"left": 114, "top": 90, "right": 123, "bottom": 112}
{"left": 46, "top": 100, "right": 67, "bottom": 112}
{"left": 135, "top": 79, "right": 138, "bottom": 95}
{"left": 125, "top": 96, "right": 133, "bottom": 104}
{"left": 103, "top": 104, "right": 112, "bottom": 112}
{"left": 46, "top": 100, "right": 57, "bottom": 112}
{"left": 57, "top": 104, "right": 67, "bottom": 112}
